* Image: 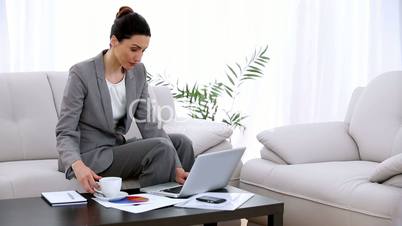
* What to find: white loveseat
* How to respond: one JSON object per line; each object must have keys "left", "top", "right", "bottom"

{"left": 240, "top": 71, "right": 402, "bottom": 226}
{"left": 0, "top": 71, "right": 237, "bottom": 200}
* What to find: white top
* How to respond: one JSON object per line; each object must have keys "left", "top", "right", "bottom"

{"left": 106, "top": 76, "right": 127, "bottom": 127}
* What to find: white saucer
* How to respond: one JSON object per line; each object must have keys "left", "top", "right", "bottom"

{"left": 94, "top": 191, "right": 128, "bottom": 201}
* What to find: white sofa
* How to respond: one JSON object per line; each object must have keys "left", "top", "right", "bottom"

{"left": 240, "top": 71, "right": 402, "bottom": 226}
{"left": 0, "top": 71, "right": 237, "bottom": 200}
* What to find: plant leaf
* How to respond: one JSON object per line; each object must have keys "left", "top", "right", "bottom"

{"left": 226, "top": 73, "right": 235, "bottom": 86}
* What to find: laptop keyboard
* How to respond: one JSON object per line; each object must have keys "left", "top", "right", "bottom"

{"left": 161, "top": 185, "right": 183, "bottom": 194}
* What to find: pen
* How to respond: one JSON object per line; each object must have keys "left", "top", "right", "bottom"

{"left": 68, "top": 192, "right": 75, "bottom": 200}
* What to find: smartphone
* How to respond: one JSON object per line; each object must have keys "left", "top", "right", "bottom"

{"left": 196, "top": 195, "right": 226, "bottom": 204}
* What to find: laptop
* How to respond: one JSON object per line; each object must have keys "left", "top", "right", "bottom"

{"left": 140, "top": 147, "right": 245, "bottom": 198}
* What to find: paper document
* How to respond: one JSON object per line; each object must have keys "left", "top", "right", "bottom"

{"left": 175, "top": 192, "right": 254, "bottom": 211}
{"left": 93, "top": 193, "right": 187, "bottom": 213}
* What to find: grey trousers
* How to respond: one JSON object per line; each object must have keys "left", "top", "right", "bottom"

{"left": 99, "top": 134, "right": 195, "bottom": 187}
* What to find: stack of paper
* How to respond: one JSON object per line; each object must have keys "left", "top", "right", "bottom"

{"left": 93, "top": 193, "right": 186, "bottom": 213}
{"left": 41, "top": 190, "right": 87, "bottom": 206}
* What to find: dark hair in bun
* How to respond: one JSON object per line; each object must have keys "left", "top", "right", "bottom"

{"left": 116, "top": 6, "right": 134, "bottom": 19}
{"left": 110, "top": 6, "right": 151, "bottom": 41}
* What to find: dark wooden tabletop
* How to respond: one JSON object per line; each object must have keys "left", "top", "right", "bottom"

{"left": 0, "top": 186, "right": 283, "bottom": 226}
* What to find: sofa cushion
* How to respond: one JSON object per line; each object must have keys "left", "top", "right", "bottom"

{"left": 0, "top": 176, "right": 14, "bottom": 199}
{"left": 0, "top": 159, "right": 140, "bottom": 199}
{"left": 240, "top": 159, "right": 401, "bottom": 218}
{"left": 46, "top": 72, "right": 68, "bottom": 117}
{"left": 370, "top": 153, "right": 402, "bottom": 183}
{"left": 163, "top": 118, "right": 233, "bottom": 156}
{"left": 0, "top": 160, "right": 80, "bottom": 198}
{"left": 0, "top": 72, "right": 58, "bottom": 161}
{"left": 349, "top": 71, "right": 402, "bottom": 162}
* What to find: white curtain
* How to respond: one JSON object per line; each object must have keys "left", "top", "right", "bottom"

{"left": 2, "top": 0, "right": 402, "bottom": 160}
{"left": 0, "top": 0, "right": 10, "bottom": 72}
{"left": 1, "top": 1, "right": 58, "bottom": 72}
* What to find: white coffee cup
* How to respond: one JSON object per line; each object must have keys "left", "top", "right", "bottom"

{"left": 97, "top": 177, "right": 122, "bottom": 197}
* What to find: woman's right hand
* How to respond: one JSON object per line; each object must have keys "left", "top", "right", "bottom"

{"left": 71, "top": 160, "right": 102, "bottom": 193}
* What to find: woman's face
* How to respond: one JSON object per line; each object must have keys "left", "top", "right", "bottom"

{"left": 111, "top": 35, "right": 150, "bottom": 70}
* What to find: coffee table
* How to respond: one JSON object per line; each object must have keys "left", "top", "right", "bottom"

{"left": 0, "top": 186, "right": 283, "bottom": 226}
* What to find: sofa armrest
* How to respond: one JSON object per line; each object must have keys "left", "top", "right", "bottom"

{"left": 260, "top": 147, "right": 287, "bottom": 164}
{"left": 383, "top": 174, "right": 402, "bottom": 188}
{"left": 370, "top": 153, "right": 402, "bottom": 184}
{"left": 257, "top": 122, "right": 359, "bottom": 164}
{"left": 163, "top": 117, "right": 233, "bottom": 156}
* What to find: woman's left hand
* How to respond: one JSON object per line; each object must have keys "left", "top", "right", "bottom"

{"left": 175, "top": 167, "right": 189, "bottom": 184}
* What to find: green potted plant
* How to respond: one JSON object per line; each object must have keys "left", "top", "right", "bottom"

{"left": 147, "top": 45, "right": 269, "bottom": 130}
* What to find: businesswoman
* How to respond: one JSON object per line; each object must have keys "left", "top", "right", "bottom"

{"left": 56, "top": 6, "right": 194, "bottom": 193}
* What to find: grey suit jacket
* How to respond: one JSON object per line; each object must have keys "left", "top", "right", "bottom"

{"left": 56, "top": 50, "right": 179, "bottom": 179}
